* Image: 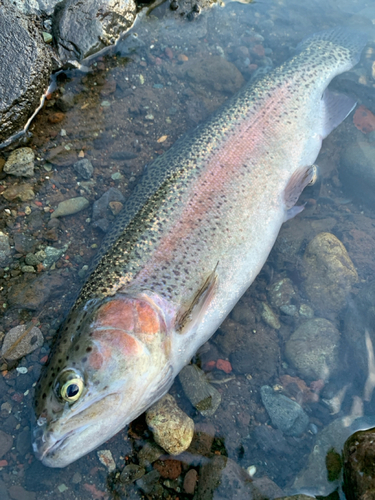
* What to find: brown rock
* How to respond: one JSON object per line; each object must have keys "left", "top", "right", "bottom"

{"left": 188, "top": 422, "right": 215, "bottom": 456}
{"left": 0, "top": 430, "right": 13, "bottom": 458}
{"left": 343, "top": 428, "right": 375, "bottom": 500}
{"left": 48, "top": 112, "right": 65, "bottom": 124}
{"left": 2, "top": 184, "right": 35, "bottom": 202}
{"left": 183, "top": 468, "right": 198, "bottom": 494}
{"left": 153, "top": 459, "right": 182, "bottom": 479}
{"left": 8, "top": 271, "right": 66, "bottom": 310}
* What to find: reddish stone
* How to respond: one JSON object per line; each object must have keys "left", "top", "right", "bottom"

{"left": 251, "top": 44, "right": 265, "bottom": 57}
{"left": 11, "top": 393, "right": 23, "bottom": 403}
{"left": 154, "top": 459, "right": 182, "bottom": 479}
{"left": 0, "top": 460, "right": 8, "bottom": 466}
{"left": 216, "top": 359, "right": 232, "bottom": 373}
{"left": 353, "top": 105, "right": 375, "bottom": 133}
{"left": 48, "top": 112, "right": 65, "bottom": 124}
{"left": 203, "top": 360, "right": 216, "bottom": 371}
{"left": 183, "top": 469, "right": 198, "bottom": 494}
{"left": 155, "top": 57, "right": 162, "bottom": 65}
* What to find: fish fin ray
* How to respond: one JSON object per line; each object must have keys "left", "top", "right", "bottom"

{"left": 284, "top": 165, "right": 317, "bottom": 210}
{"left": 320, "top": 89, "right": 356, "bottom": 138}
{"left": 285, "top": 204, "right": 305, "bottom": 222}
{"left": 176, "top": 265, "right": 218, "bottom": 334}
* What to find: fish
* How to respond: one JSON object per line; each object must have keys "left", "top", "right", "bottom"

{"left": 32, "top": 27, "right": 367, "bottom": 467}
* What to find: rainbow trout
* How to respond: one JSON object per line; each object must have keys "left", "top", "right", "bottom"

{"left": 33, "top": 28, "right": 366, "bottom": 467}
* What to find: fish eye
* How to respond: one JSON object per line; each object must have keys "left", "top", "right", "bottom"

{"left": 55, "top": 370, "right": 84, "bottom": 403}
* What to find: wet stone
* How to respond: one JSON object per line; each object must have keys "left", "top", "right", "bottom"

{"left": 285, "top": 318, "right": 340, "bottom": 381}
{"left": 252, "top": 425, "right": 293, "bottom": 455}
{"left": 120, "top": 464, "right": 145, "bottom": 484}
{"left": 25, "top": 253, "right": 40, "bottom": 266}
{"left": 146, "top": 394, "right": 194, "bottom": 455}
{"left": 303, "top": 232, "right": 358, "bottom": 313}
{"left": 8, "top": 271, "right": 65, "bottom": 309}
{"left": 260, "top": 385, "right": 309, "bottom": 437}
{"left": 0, "top": 430, "right": 13, "bottom": 458}
{"left": 2, "top": 184, "right": 35, "bottom": 202}
{"left": 135, "top": 469, "right": 160, "bottom": 495}
{"left": 51, "top": 196, "right": 89, "bottom": 218}
{"left": 4, "top": 148, "right": 34, "bottom": 177}
{"left": 261, "top": 302, "right": 281, "bottom": 329}
{"left": 179, "top": 364, "right": 221, "bottom": 416}
{"left": 73, "top": 158, "right": 94, "bottom": 180}
{"left": 1, "top": 324, "right": 43, "bottom": 360}
{"left": 72, "top": 472, "right": 82, "bottom": 484}
{"left": 268, "top": 278, "right": 295, "bottom": 309}
{"left": 42, "top": 244, "right": 68, "bottom": 268}
{"left": 187, "top": 422, "right": 215, "bottom": 456}
{"left": 55, "top": 92, "right": 75, "bottom": 113}
{"left": 13, "top": 233, "right": 37, "bottom": 254}
{"left": 0, "top": 480, "right": 10, "bottom": 500}
{"left": 153, "top": 459, "right": 182, "bottom": 479}
{"left": 138, "top": 442, "right": 164, "bottom": 467}
{"left": 92, "top": 187, "right": 125, "bottom": 220}
{"left": 183, "top": 468, "right": 198, "bottom": 494}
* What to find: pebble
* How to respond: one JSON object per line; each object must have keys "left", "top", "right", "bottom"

{"left": 42, "top": 244, "right": 69, "bottom": 268}
{"left": 268, "top": 278, "right": 295, "bottom": 309}
{"left": 72, "top": 472, "right": 82, "bottom": 484}
{"left": 0, "top": 231, "right": 11, "bottom": 266}
{"left": 2, "top": 184, "right": 35, "bottom": 201}
{"left": 138, "top": 442, "right": 164, "bottom": 467}
{"left": 21, "top": 265, "right": 36, "bottom": 273}
{"left": 57, "top": 484, "right": 68, "bottom": 493}
{"left": 153, "top": 459, "right": 182, "bottom": 479}
{"left": 179, "top": 364, "right": 221, "bottom": 416}
{"left": 8, "top": 485, "right": 36, "bottom": 500}
{"left": 136, "top": 470, "right": 160, "bottom": 495}
{"left": 4, "top": 148, "right": 35, "bottom": 177}
{"left": 97, "top": 449, "right": 116, "bottom": 472}
{"left": 0, "top": 430, "right": 13, "bottom": 458}
{"left": 111, "top": 172, "right": 123, "bottom": 180}
{"left": 303, "top": 232, "right": 358, "bottom": 313}
{"left": 16, "top": 428, "right": 31, "bottom": 455}
{"left": 25, "top": 253, "right": 40, "bottom": 266}
{"left": 146, "top": 394, "right": 194, "bottom": 455}
{"left": 13, "top": 233, "right": 36, "bottom": 254}
{"left": 56, "top": 92, "right": 75, "bottom": 112}
{"left": 73, "top": 158, "right": 94, "bottom": 180}
{"left": 51, "top": 196, "right": 89, "bottom": 218}
{"left": 261, "top": 302, "right": 280, "bottom": 329}
{"left": 92, "top": 187, "right": 125, "bottom": 221}
{"left": 120, "top": 464, "right": 145, "bottom": 484}
{"left": 285, "top": 318, "right": 340, "bottom": 381}
{"left": 188, "top": 422, "right": 215, "bottom": 456}
{"left": 42, "top": 32, "right": 52, "bottom": 43}
{"left": 183, "top": 469, "right": 198, "bottom": 494}
{"left": 299, "top": 304, "right": 314, "bottom": 319}
{"left": 109, "top": 201, "right": 123, "bottom": 215}
{"left": 1, "top": 324, "right": 43, "bottom": 360}
{"left": 260, "top": 385, "right": 309, "bottom": 436}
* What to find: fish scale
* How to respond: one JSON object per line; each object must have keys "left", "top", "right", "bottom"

{"left": 33, "top": 27, "right": 367, "bottom": 468}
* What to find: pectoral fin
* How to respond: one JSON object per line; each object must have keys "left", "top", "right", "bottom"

{"left": 176, "top": 265, "right": 218, "bottom": 334}
{"left": 284, "top": 164, "right": 318, "bottom": 218}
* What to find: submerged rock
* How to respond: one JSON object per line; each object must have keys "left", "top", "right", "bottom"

{"left": 4, "top": 147, "right": 35, "bottom": 177}
{"left": 12, "top": 0, "right": 62, "bottom": 16}
{"left": 340, "top": 142, "right": 375, "bottom": 207}
{"left": 179, "top": 364, "right": 221, "bottom": 417}
{"left": 51, "top": 197, "right": 89, "bottom": 218}
{"left": 53, "top": 0, "right": 137, "bottom": 63}
{"left": 0, "top": 1, "right": 52, "bottom": 143}
{"left": 0, "top": 232, "right": 11, "bottom": 267}
{"left": 285, "top": 318, "right": 340, "bottom": 381}
{"left": 260, "top": 385, "right": 309, "bottom": 437}
{"left": 146, "top": 394, "right": 194, "bottom": 455}
{"left": 303, "top": 232, "right": 358, "bottom": 313}
{"left": 1, "top": 324, "right": 43, "bottom": 361}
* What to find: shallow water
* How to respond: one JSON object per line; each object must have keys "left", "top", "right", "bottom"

{"left": 1, "top": 0, "right": 375, "bottom": 498}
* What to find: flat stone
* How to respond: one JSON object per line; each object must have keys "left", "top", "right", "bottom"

{"left": 92, "top": 187, "right": 125, "bottom": 220}
{"left": 2, "top": 184, "right": 35, "bottom": 201}
{"left": 0, "top": 1, "right": 52, "bottom": 143}
{"left": 7, "top": 271, "right": 65, "bottom": 309}
{"left": 4, "top": 148, "right": 34, "bottom": 177}
{"left": 179, "top": 364, "right": 221, "bottom": 417}
{"left": 120, "top": 464, "right": 145, "bottom": 484}
{"left": 1, "top": 324, "right": 43, "bottom": 361}
{"left": 8, "top": 485, "right": 36, "bottom": 500}
{"left": 13, "top": 233, "right": 37, "bottom": 254}
{"left": 53, "top": 0, "right": 136, "bottom": 63}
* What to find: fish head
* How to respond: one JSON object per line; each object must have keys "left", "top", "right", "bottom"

{"left": 32, "top": 293, "right": 174, "bottom": 467}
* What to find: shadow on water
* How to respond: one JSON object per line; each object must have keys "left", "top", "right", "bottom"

{"left": 1, "top": 0, "right": 375, "bottom": 498}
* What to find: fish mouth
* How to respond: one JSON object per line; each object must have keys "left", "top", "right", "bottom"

{"left": 32, "top": 423, "right": 78, "bottom": 465}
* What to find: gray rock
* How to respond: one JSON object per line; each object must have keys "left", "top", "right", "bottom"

{"left": 340, "top": 142, "right": 375, "bottom": 207}
{"left": 11, "top": 0, "right": 62, "bottom": 16}
{"left": 0, "top": 231, "right": 11, "bottom": 267}
{"left": 285, "top": 318, "right": 341, "bottom": 381}
{"left": 138, "top": 442, "right": 163, "bottom": 467}
{"left": 268, "top": 278, "right": 295, "bottom": 309}
{"left": 260, "top": 385, "right": 309, "bottom": 437}
{"left": 92, "top": 187, "right": 125, "bottom": 220}
{"left": 53, "top": 0, "right": 136, "bottom": 63}
{"left": 16, "top": 428, "right": 31, "bottom": 456}
{"left": 179, "top": 364, "right": 221, "bottom": 417}
{"left": 51, "top": 196, "right": 89, "bottom": 218}
{"left": 136, "top": 470, "right": 160, "bottom": 495}
{"left": 25, "top": 253, "right": 41, "bottom": 266}
{"left": 7, "top": 271, "right": 66, "bottom": 309}
{"left": 13, "top": 233, "right": 37, "bottom": 254}
{"left": 0, "top": 1, "right": 52, "bottom": 143}
{"left": 55, "top": 91, "right": 75, "bottom": 112}
{"left": 42, "top": 244, "right": 69, "bottom": 268}
{"left": 4, "top": 147, "right": 34, "bottom": 177}
{"left": 0, "top": 480, "right": 10, "bottom": 500}
{"left": 73, "top": 158, "right": 94, "bottom": 179}
{"left": 120, "top": 464, "right": 145, "bottom": 484}
{"left": 0, "top": 430, "right": 13, "bottom": 458}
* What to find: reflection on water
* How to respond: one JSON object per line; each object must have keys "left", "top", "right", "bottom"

{"left": 0, "top": 0, "right": 375, "bottom": 498}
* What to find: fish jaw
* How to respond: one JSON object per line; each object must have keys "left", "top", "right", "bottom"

{"left": 33, "top": 294, "right": 175, "bottom": 467}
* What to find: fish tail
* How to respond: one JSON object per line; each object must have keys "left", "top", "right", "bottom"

{"left": 296, "top": 26, "right": 368, "bottom": 66}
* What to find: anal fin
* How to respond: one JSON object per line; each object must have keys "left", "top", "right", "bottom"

{"left": 176, "top": 265, "right": 218, "bottom": 334}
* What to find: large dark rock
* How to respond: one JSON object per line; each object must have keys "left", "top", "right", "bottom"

{"left": 0, "top": 0, "right": 52, "bottom": 143}
{"left": 53, "top": 0, "right": 136, "bottom": 63}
